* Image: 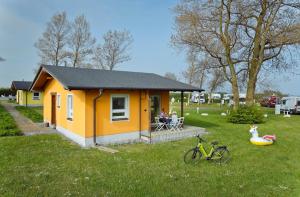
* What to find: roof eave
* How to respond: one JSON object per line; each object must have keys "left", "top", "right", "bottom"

{"left": 30, "top": 65, "right": 70, "bottom": 91}
{"left": 67, "top": 86, "right": 204, "bottom": 92}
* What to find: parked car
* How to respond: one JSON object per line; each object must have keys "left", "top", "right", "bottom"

{"left": 280, "top": 97, "right": 300, "bottom": 114}
{"left": 260, "top": 96, "right": 279, "bottom": 108}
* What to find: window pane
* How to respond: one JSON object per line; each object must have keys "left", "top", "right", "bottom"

{"left": 57, "top": 95, "right": 60, "bottom": 107}
{"left": 34, "top": 92, "right": 39, "bottom": 96}
{"left": 112, "top": 112, "right": 125, "bottom": 117}
{"left": 67, "top": 95, "right": 73, "bottom": 118}
{"left": 112, "top": 97, "right": 125, "bottom": 109}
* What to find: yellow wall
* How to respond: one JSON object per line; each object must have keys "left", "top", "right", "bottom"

{"left": 85, "top": 90, "right": 151, "bottom": 137}
{"left": 43, "top": 78, "right": 170, "bottom": 138}
{"left": 43, "top": 79, "right": 86, "bottom": 137}
{"left": 149, "top": 90, "right": 169, "bottom": 114}
{"left": 16, "top": 90, "right": 43, "bottom": 106}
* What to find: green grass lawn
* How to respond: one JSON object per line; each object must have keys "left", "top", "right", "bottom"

{"left": 0, "top": 104, "right": 300, "bottom": 196}
{"left": 0, "top": 102, "right": 21, "bottom": 136}
{"left": 15, "top": 106, "right": 43, "bottom": 123}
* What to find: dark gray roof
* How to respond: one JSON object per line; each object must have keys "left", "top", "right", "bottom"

{"left": 11, "top": 81, "right": 32, "bottom": 90}
{"left": 32, "top": 65, "right": 203, "bottom": 91}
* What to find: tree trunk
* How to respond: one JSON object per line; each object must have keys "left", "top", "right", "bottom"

{"left": 231, "top": 76, "right": 239, "bottom": 110}
{"left": 246, "top": 70, "right": 257, "bottom": 105}
{"left": 245, "top": 2, "right": 266, "bottom": 105}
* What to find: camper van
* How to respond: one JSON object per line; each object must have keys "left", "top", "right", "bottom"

{"left": 190, "top": 91, "right": 205, "bottom": 103}
{"left": 223, "top": 94, "right": 233, "bottom": 101}
{"left": 209, "top": 93, "right": 221, "bottom": 100}
{"left": 227, "top": 93, "right": 246, "bottom": 106}
{"left": 280, "top": 97, "right": 300, "bottom": 114}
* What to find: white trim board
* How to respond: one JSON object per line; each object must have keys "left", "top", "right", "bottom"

{"left": 85, "top": 131, "right": 144, "bottom": 146}
{"left": 54, "top": 124, "right": 145, "bottom": 147}
{"left": 56, "top": 125, "right": 87, "bottom": 147}
{"left": 18, "top": 104, "right": 43, "bottom": 107}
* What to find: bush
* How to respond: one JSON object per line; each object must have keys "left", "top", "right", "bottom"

{"left": 228, "top": 105, "right": 264, "bottom": 124}
{"left": 0, "top": 88, "right": 16, "bottom": 96}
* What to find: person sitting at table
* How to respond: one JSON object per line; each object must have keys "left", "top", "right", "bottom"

{"left": 171, "top": 111, "right": 178, "bottom": 124}
{"left": 159, "top": 108, "right": 171, "bottom": 124}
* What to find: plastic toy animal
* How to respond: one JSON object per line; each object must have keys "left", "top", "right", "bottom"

{"left": 249, "top": 125, "right": 276, "bottom": 146}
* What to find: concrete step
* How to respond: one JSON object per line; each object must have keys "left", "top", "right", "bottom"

{"left": 140, "top": 135, "right": 151, "bottom": 143}
{"left": 95, "top": 145, "right": 119, "bottom": 154}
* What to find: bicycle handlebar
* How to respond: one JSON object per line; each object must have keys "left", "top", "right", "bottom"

{"left": 196, "top": 134, "right": 206, "bottom": 142}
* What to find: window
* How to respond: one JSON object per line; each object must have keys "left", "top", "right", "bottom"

{"left": 111, "top": 95, "right": 129, "bottom": 121}
{"left": 32, "top": 92, "right": 40, "bottom": 100}
{"left": 282, "top": 99, "right": 287, "bottom": 105}
{"left": 67, "top": 95, "right": 73, "bottom": 120}
{"left": 57, "top": 94, "right": 61, "bottom": 108}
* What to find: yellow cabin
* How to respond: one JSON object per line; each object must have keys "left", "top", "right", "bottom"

{"left": 11, "top": 81, "right": 43, "bottom": 106}
{"left": 31, "top": 65, "right": 201, "bottom": 147}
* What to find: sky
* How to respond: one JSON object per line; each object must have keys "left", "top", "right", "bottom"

{"left": 0, "top": 0, "right": 300, "bottom": 95}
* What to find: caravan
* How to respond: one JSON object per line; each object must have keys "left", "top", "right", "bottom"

{"left": 280, "top": 97, "right": 300, "bottom": 114}
{"left": 227, "top": 93, "right": 247, "bottom": 106}
{"left": 190, "top": 91, "right": 205, "bottom": 103}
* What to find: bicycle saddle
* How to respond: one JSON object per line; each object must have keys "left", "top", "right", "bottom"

{"left": 211, "top": 141, "right": 218, "bottom": 145}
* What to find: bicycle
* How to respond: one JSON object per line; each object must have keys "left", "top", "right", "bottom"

{"left": 184, "top": 135, "right": 230, "bottom": 164}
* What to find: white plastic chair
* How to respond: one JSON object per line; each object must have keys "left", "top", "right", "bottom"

{"left": 154, "top": 117, "right": 165, "bottom": 131}
{"left": 168, "top": 115, "right": 179, "bottom": 131}
{"left": 177, "top": 117, "right": 184, "bottom": 130}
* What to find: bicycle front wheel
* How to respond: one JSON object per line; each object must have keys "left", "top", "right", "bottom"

{"left": 184, "top": 148, "right": 202, "bottom": 164}
{"left": 211, "top": 147, "right": 230, "bottom": 164}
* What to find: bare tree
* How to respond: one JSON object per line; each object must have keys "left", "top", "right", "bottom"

{"left": 172, "top": 0, "right": 300, "bottom": 108}
{"left": 93, "top": 30, "right": 133, "bottom": 70}
{"left": 182, "top": 51, "right": 201, "bottom": 86}
{"left": 207, "top": 69, "right": 226, "bottom": 104}
{"left": 35, "top": 12, "right": 70, "bottom": 66}
{"left": 164, "top": 72, "right": 178, "bottom": 81}
{"left": 68, "top": 15, "right": 96, "bottom": 68}
{"left": 182, "top": 51, "right": 206, "bottom": 104}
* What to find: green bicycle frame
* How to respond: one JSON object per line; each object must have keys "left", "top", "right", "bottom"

{"left": 198, "top": 142, "right": 214, "bottom": 158}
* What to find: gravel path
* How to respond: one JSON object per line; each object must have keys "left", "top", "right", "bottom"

{"left": 1, "top": 101, "right": 56, "bottom": 136}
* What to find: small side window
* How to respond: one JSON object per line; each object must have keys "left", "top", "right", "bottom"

{"left": 57, "top": 95, "right": 61, "bottom": 108}
{"left": 67, "top": 95, "right": 73, "bottom": 120}
{"left": 32, "top": 92, "right": 40, "bottom": 100}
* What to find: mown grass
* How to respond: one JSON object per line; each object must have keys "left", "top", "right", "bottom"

{"left": 0, "top": 102, "right": 21, "bottom": 136}
{"left": 15, "top": 106, "right": 43, "bottom": 123}
{"left": 0, "top": 104, "right": 299, "bottom": 196}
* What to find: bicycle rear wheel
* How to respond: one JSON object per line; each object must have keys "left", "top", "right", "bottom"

{"left": 211, "top": 147, "right": 230, "bottom": 164}
{"left": 184, "top": 148, "right": 202, "bottom": 164}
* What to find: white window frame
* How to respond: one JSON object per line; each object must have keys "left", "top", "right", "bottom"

{"left": 32, "top": 92, "right": 40, "bottom": 100}
{"left": 67, "top": 94, "right": 73, "bottom": 120}
{"left": 110, "top": 94, "right": 129, "bottom": 121}
{"left": 57, "top": 94, "right": 61, "bottom": 108}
